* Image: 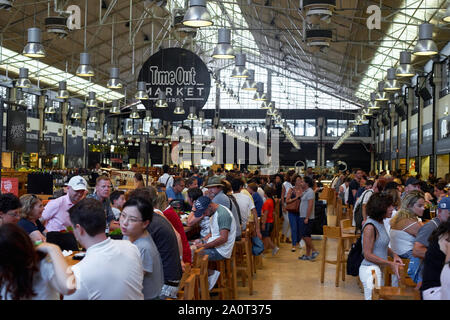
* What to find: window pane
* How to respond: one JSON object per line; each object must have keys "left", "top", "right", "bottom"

{"left": 338, "top": 120, "right": 347, "bottom": 136}
{"left": 305, "top": 119, "right": 316, "bottom": 136}
{"left": 326, "top": 119, "right": 337, "bottom": 136}
{"left": 295, "top": 119, "right": 304, "bottom": 136}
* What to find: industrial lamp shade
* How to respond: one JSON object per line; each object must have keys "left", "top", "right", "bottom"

{"left": 253, "top": 82, "right": 268, "bottom": 101}
{"left": 76, "top": 52, "right": 95, "bottom": 77}
{"left": 110, "top": 100, "right": 121, "bottom": 114}
{"left": 187, "top": 106, "right": 197, "bottom": 120}
{"left": 155, "top": 91, "right": 168, "bottom": 108}
{"left": 183, "top": 0, "right": 213, "bottom": 27}
{"left": 86, "top": 91, "right": 98, "bottom": 107}
{"left": 107, "top": 67, "right": 122, "bottom": 89}
{"left": 174, "top": 99, "right": 185, "bottom": 114}
{"left": 261, "top": 100, "right": 274, "bottom": 109}
{"left": 368, "top": 92, "right": 380, "bottom": 109}
{"left": 135, "top": 81, "right": 149, "bottom": 100}
{"left": 144, "top": 110, "right": 152, "bottom": 123}
{"left": 130, "top": 107, "right": 140, "bottom": 119}
{"left": 413, "top": 23, "right": 438, "bottom": 56}
{"left": 89, "top": 113, "right": 98, "bottom": 123}
{"left": 384, "top": 68, "right": 400, "bottom": 91}
{"left": 23, "top": 27, "right": 46, "bottom": 58}
{"left": 375, "top": 81, "right": 388, "bottom": 101}
{"left": 17, "top": 67, "right": 31, "bottom": 88}
{"left": 212, "top": 28, "right": 235, "bottom": 59}
{"left": 241, "top": 69, "right": 257, "bottom": 91}
{"left": 0, "top": 0, "right": 14, "bottom": 10}
{"left": 444, "top": 4, "right": 450, "bottom": 22}
{"left": 71, "top": 110, "right": 81, "bottom": 119}
{"left": 56, "top": 81, "right": 69, "bottom": 99}
{"left": 198, "top": 110, "right": 205, "bottom": 122}
{"left": 231, "top": 53, "right": 249, "bottom": 78}
{"left": 45, "top": 105, "right": 56, "bottom": 114}
{"left": 395, "top": 51, "right": 415, "bottom": 77}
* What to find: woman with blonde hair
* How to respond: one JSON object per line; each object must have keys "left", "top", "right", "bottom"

{"left": 155, "top": 191, "right": 168, "bottom": 212}
{"left": 389, "top": 190, "right": 425, "bottom": 283}
{"left": 17, "top": 194, "right": 47, "bottom": 244}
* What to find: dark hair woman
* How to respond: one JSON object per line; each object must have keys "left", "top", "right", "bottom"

{"left": 134, "top": 173, "right": 145, "bottom": 189}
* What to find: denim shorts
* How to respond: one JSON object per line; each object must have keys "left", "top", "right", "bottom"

{"left": 261, "top": 222, "right": 273, "bottom": 238}
{"left": 299, "top": 217, "right": 314, "bottom": 238}
{"left": 202, "top": 247, "right": 226, "bottom": 261}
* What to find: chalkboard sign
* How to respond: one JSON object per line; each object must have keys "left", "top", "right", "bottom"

{"left": 6, "top": 110, "right": 26, "bottom": 152}
{"left": 66, "top": 135, "right": 84, "bottom": 156}
{"left": 48, "top": 133, "right": 64, "bottom": 155}
{"left": 138, "top": 47, "right": 211, "bottom": 121}
{"left": 25, "top": 130, "right": 39, "bottom": 153}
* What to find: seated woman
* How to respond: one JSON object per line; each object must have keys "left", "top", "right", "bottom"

{"left": 359, "top": 193, "right": 403, "bottom": 300}
{"left": 18, "top": 194, "right": 47, "bottom": 244}
{"left": 0, "top": 224, "right": 75, "bottom": 299}
{"left": 438, "top": 220, "right": 450, "bottom": 300}
{"left": 389, "top": 190, "right": 425, "bottom": 283}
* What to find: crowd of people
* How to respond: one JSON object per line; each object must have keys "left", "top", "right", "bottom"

{"left": 0, "top": 164, "right": 449, "bottom": 300}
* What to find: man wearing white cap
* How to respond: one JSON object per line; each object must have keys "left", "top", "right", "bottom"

{"left": 41, "top": 175, "right": 88, "bottom": 232}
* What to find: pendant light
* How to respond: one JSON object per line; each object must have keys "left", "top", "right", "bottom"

{"left": 45, "top": 104, "right": 56, "bottom": 114}
{"left": 253, "top": 82, "right": 268, "bottom": 101}
{"left": 151, "top": 140, "right": 156, "bottom": 145}
{"left": 0, "top": 0, "right": 13, "bottom": 10}
{"left": 23, "top": 27, "right": 46, "bottom": 58}
{"left": 155, "top": 91, "right": 168, "bottom": 107}
{"left": 144, "top": 110, "right": 152, "bottom": 124}
{"left": 135, "top": 81, "right": 149, "bottom": 100}
{"left": 174, "top": 99, "right": 185, "bottom": 115}
{"left": 158, "top": 141, "right": 163, "bottom": 146}
{"left": 107, "top": 67, "right": 122, "bottom": 89}
{"left": 130, "top": 106, "right": 140, "bottom": 119}
{"left": 89, "top": 111, "right": 98, "bottom": 123}
{"left": 76, "top": 52, "right": 95, "bottom": 77}
{"left": 241, "top": 69, "right": 257, "bottom": 91}
{"left": 395, "top": 51, "right": 415, "bottom": 77}
{"left": 384, "top": 68, "right": 400, "bottom": 91}
{"left": 71, "top": 107, "right": 81, "bottom": 120}
{"left": 183, "top": 0, "right": 213, "bottom": 28}
{"left": 198, "top": 110, "right": 205, "bottom": 122}
{"left": 261, "top": 100, "right": 274, "bottom": 109}
{"left": 56, "top": 81, "right": 69, "bottom": 99}
{"left": 16, "top": 67, "right": 31, "bottom": 88}
{"left": 187, "top": 106, "right": 197, "bottom": 120}
{"left": 231, "top": 53, "right": 249, "bottom": 78}
{"left": 375, "top": 81, "right": 388, "bottom": 101}
{"left": 368, "top": 92, "right": 380, "bottom": 109}
{"left": 86, "top": 92, "right": 98, "bottom": 107}
{"left": 444, "top": 4, "right": 450, "bottom": 22}
{"left": 212, "top": 28, "right": 235, "bottom": 59}
{"left": 413, "top": 23, "right": 438, "bottom": 56}
{"left": 110, "top": 100, "right": 120, "bottom": 114}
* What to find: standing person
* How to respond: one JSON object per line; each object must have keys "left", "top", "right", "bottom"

{"left": 285, "top": 175, "right": 303, "bottom": 252}
{"left": 0, "top": 193, "right": 22, "bottom": 226}
{"left": 0, "top": 224, "right": 76, "bottom": 300}
{"left": 260, "top": 186, "right": 280, "bottom": 256}
{"left": 358, "top": 193, "right": 404, "bottom": 300}
{"left": 64, "top": 199, "right": 144, "bottom": 300}
{"left": 110, "top": 190, "right": 126, "bottom": 220}
{"left": 18, "top": 194, "right": 46, "bottom": 244}
{"left": 298, "top": 176, "right": 319, "bottom": 260}
{"left": 305, "top": 167, "right": 314, "bottom": 179}
{"left": 352, "top": 180, "right": 374, "bottom": 230}
{"left": 119, "top": 197, "right": 164, "bottom": 300}
{"left": 87, "top": 176, "right": 118, "bottom": 232}
{"left": 348, "top": 170, "right": 363, "bottom": 207}
{"left": 281, "top": 170, "right": 295, "bottom": 243}
{"left": 41, "top": 175, "right": 88, "bottom": 232}
{"left": 230, "top": 178, "right": 257, "bottom": 232}
{"left": 158, "top": 164, "right": 174, "bottom": 188}
{"left": 247, "top": 182, "right": 264, "bottom": 218}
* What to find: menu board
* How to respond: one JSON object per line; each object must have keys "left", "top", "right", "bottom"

{"left": 6, "top": 110, "right": 26, "bottom": 152}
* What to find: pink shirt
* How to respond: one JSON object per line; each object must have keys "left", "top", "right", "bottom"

{"left": 41, "top": 194, "right": 74, "bottom": 232}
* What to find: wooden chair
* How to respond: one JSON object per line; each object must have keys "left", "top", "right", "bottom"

{"left": 190, "top": 254, "right": 210, "bottom": 300}
{"left": 247, "top": 220, "right": 262, "bottom": 273}
{"left": 182, "top": 273, "right": 198, "bottom": 300}
{"left": 320, "top": 225, "right": 360, "bottom": 287}
{"left": 371, "top": 270, "right": 420, "bottom": 300}
{"left": 384, "top": 257, "right": 416, "bottom": 288}
{"left": 235, "top": 230, "right": 254, "bottom": 295}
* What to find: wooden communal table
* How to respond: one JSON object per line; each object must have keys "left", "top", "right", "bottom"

{"left": 65, "top": 251, "right": 82, "bottom": 267}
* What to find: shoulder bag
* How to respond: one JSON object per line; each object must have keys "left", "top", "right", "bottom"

{"left": 285, "top": 189, "right": 300, "bottom": 213}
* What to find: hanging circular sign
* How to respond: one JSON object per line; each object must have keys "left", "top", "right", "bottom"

{"left": 137, "top": 47, "right": 211, "bottom": 121}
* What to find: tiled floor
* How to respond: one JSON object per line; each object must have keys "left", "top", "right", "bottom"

{"left": 236, "top": 238, "right": 364, "bottom": 300}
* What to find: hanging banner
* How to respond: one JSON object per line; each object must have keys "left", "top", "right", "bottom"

{"left": 6, "top": 110, "right": 26, "bottom": 152}
{"left": 25, "top": 130, "right": 39, "bottom": 153}
{"left": 137, "top": 47, "right": 211, "bottom": 121}
{"left": 66, "top": 134, "right": 84, "bottom": 156}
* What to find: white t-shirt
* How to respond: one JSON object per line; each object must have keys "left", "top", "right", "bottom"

{"left": 158, "top": 173, "right": 173, "bottom": 188}
{"left": 232, "top": 192, "right": 255, "bottom": 230}
{"left": 64, "top": 238, "right": 144, "bottom": 300}
{"left": 0, "top": 257, "right": 59, "bottom": 300}
{"left": 208, "top": 205, "right": 236, "bottom": 259}
{"left": 352, "top": 189, "right": 374, "bottom": 226}
{"left": 257, "top": 187, "right": 265, "bottom": 202}
{"left": 282, "top": 181, "right": 293, "bottom": 199}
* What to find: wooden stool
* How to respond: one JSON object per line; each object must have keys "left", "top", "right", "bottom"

{"left": 384, "top": 257, "right": 416, "bottom": 288}
{"left": 209, "top": 250, "right": 237, "bottom": 299}
{"left": 191, "top": 254, "right": 210, "bottom": 300}
{"left": 235, "top": 231, "right": 254, "bottom": 295}
{"left": 371, "top": 270, "right": 420, "bottom": 300}
{"left": 320, "top": 225, "right": 360, "bottom": 287}
{"left": 182, "top": 273, "right": 198, "bottom": 300}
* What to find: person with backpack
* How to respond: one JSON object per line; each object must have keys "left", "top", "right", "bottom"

{"left": 352, "top": 180, "right": 375, "bottom": 232}
{"left": 358, "top": 193, "right": 404, "bottom": 300}
{"left": 157, "top": 164, "right": 174, "bottom": 188}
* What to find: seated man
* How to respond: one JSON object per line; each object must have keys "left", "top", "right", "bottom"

{"left": 0, "top": 193, "right": 22, "bottom": 226}
{"left": 110, "top": 190, "right": 126, "bottom": 220}
{"left": 166, "top": 177, "right": 185, "bottom": 202}
{"left": 64, "top": 198, "right": 144, "bottom": 300}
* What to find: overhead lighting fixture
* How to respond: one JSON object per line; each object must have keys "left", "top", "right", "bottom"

{"left": 0, "top": 0, "right": 13, "bottom": 10}
{"left": 253, "top": 82, "right": 268, "bottom": 101}
{"left": 86, "top": 91, "right": 98, "bottom": 107}
{"left": 444, "top": 3, "right": 450, "bottom": 22}
{"left": 45, "top": 105, "right": 56, "bottom": 114}
{"left": 89, "top": 112, "right": 98, "bottom": 123}
{"left": 174, "top": 99, "right": 185, "bottom": 114}
{"left": 413, "top": 23, "right": 438, "bottom": 56}
{"left": 198, "top": 110, "right": 205, "bottom": 122}
{"left": 23, "top": 27, "right": 46, "bottom": 58}
{"left": 144, "top": 110, "right": 152, "bottom": 123}
{"left": 76, "top": 52, "right": 95, "bottom": 77}
{"left": 155, "top": 91, "right": 168, "bottom": 107}
{"left": 384, "top": 68, "right": 400, "bottom": 91}
{"left": 187, "top": 106, "right": 197, "bottom": 120}
{"left": 375, "top": 81, "right": 389, "bottom": 101}
{"left": 368, "top": 92, "right": 380, "bottom": 109}
{"left": 135, "top": 81, "right": 149, "bottom": 100}
{"left": 241, "top": 69, "right": 257, "bottom": 91}
{"left": 110, "top": 100, "right": 120, "bottom": 114}
{"left": 130, "top": 106, "right": 140, "bottom": 119}
{"left": 158, "top": 141, "right": 163, "bottom": 146}
{"left": 395, "top": 51, "right": 415, "bottom": 77}
{"left": 212, "top": 28, "right": 235, "bottom": 59}
{"left": 151, "top": 140, "right": 156, "bottom": 145}
{"left": 231, "top": 53, "right": 249, "bottom": 78}
{"left": 182, "top": 0, "right": 213, "bottom": 28}
{"left": 107, "top": 67, "right": 122, "bottom": 89}
{"left": 71, "top": 108, "right": 81, "bottom": 120}
{"left": 56, "top": 81, "right": 69, "bottom": 99}
{"left": 261, "top": 100, "right": 274, "bottom": 109}
{"left": 14, "top": 90, "right": 24, "bottom": 105}
{"left": 16, "top": 67, "right": 31, "bottom": 88}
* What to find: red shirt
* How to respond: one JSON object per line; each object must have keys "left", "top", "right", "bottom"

{"left": 163, "top": 206, "right": 192, "bottom": 264}
{"left": 262, "top": 198, "right": 274, "bottom": 223}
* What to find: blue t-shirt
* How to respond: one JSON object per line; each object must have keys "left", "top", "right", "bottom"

{"left": 165, "top": 187, "right": 184, "bottom": 201}
{"left": 18, "top": 218, "right": 46, "bottom": 235}
{"left": 252, "top": 192, "right": 264, "bottom": 217}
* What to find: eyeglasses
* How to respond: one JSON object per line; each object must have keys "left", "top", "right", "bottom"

{"left": 120, "top": 212, "right": 142, "bottom": 223}
{"left": 5, "top": 210, "right": 20, "bottom": 218}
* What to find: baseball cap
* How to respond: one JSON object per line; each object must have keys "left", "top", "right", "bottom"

{"left": 438, "top": 197, "right": 450, "bottom": 210}
{"left": 405, "top": 177, "right": 420, "bottom": 186}
{"left": 193, "top": 196, "right": 211, "bottom": 217}
{"left": 67, "top": 175, "right": 88, "bottom": 191}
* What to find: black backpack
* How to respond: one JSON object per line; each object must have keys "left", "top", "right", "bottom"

{"left": 353, "top": 190, "right": 373, "bottom": 232}
{"left": 346, "top": 223, "right": 375, "bottom": 276}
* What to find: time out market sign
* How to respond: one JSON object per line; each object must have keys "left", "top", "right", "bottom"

{"left": 137, "top": 47, "right": 211, "bottom": 121}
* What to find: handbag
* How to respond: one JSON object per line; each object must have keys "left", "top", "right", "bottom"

{"left": 285, "top": 189, "right": 300, "bottom": 213}
{"left": 251, "top": 236, "right": 264, "bottom": 256}
{"left": 346, "top": 237, "right": 363, "bottom": 276}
